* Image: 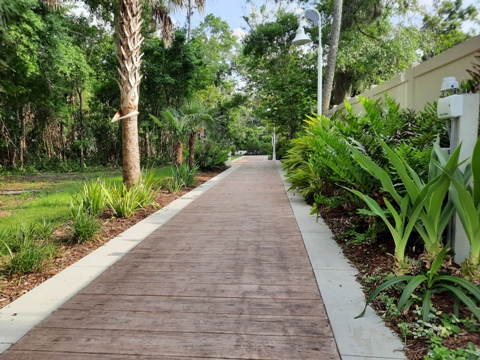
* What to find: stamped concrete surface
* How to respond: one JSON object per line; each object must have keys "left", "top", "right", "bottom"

{"left": 0, "top": 157, "right": 340, "bottom": 359}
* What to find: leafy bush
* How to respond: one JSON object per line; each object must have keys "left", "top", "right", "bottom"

{"left": 284, "top": 96, "right": 448, "bottom": 245}
{"left": 195, "top": 140, "right": 230, "bottom": 171}
{"left": 171, "top": 163, "right": 198, "bottom": 187}
{"left": 72, "top": 179, "right": 105, "bottom": 215}
{"left": 70, "top": 204, "right": 99, "bottom": 243}
{"left": 101, "top": 181, "right": 155, "bottom": 218}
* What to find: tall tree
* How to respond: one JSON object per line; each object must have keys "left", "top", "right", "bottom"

{"left": 420, "top": 0, "right": 478, "bottom": 60}
{"left": 322, "top": 0, "right": 342, "bottom": 114}
{"left": 112, "top": 0, "right": 143, "bottom": 187}
{"left": 240, "top": 11, "right": 316, "bottom": 140}
{"left": 50, "top": 0, "right": 208, "bottom": 185}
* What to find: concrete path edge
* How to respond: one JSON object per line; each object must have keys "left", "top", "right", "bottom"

{"left": 0, "top": 165, "right": 240, "bottom": 354}
{"left": 276, "top": 161, "right": 407, "bottom": 360}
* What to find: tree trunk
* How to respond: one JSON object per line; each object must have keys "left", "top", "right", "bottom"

{"left": 175, "top": 140, "right": 183, "bottom": 166}
{"left": 117, "top": 0, "right": 143, "bottom": 187}
{"left": 77, "top": 88, "right": 85, "bottom": 169}
{"left": 18, "top": 107, "right": 25, "bottom": 170}
{"left": 322, "top": 0, "right": 343, "bottom": 115}
{"left": 188, "top": 132, "right": 196, "bottom": 169}
{"left": 333, "top": 72, "right": 350, "bottom": 105}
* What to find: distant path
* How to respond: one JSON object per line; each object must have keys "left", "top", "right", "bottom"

{"left": 0, "top": 156, "right": 340, "bottom": 359}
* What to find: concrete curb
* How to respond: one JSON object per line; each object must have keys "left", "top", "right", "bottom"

{"left": 276, "top": 161, "right": 407, "bottom": 360}
{"left": 0, "top": 165, "right": 239, "bottom": 354}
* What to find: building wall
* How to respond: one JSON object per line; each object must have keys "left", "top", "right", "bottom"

{"left": 327, "top": 35, "right": 480, "bottom": 116}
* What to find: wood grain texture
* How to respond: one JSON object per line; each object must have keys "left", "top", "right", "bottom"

{"left": 1, "top": 157, "right": 340, "bottom": 360}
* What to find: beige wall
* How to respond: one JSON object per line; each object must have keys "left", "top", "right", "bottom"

{"left": 327, "top": 35, "right": 480, "bottom": 116}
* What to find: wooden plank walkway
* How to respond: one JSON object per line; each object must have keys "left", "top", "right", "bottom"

{"left": 0, "top": 156, "right": 340, "bottom": 360}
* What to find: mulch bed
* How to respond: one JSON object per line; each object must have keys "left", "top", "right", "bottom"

{"left": 317, "top": 203, "right": 480, "bottom": 359}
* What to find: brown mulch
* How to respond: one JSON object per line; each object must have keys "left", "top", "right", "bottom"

{"left": 0, "top": 171, "right": 220, "bottom": 309}
{"left": 317, "top": 203, "right": 480, "bottom": 360}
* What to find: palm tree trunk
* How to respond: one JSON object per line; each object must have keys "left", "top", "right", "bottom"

{"left": 188, "top": 132, "right": 196, "bottom": 169}
{"left": 175, "top": 141, "right": 183, "bottom": 165}
{"left": 322, "top": 0, "right": 343, "bottom": 114}
{"left": 117, "top": 0, "right": 143, "bottom": 187}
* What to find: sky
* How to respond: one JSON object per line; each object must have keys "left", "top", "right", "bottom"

{"left": 176, "top": 0, "right": 480, "bottom": 36}
{"left": 174, "top": 0, "right": 301, "bottom": 39}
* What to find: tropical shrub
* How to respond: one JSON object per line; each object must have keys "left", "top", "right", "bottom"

{"left": 194, "top": 140, "right": 230, "bottom": 171}
{"left": 72, "top": 179, "right": 105, "bottom": 215}
{"left": 172, "top": 163, "right": 198, "bottom": 187}
{"left": 284, "top": 96, "right": 448, "bottom": 244}
{"left": 348, "top": 139, "right": 460, "bottom": 268}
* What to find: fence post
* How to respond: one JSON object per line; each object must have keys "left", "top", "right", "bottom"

{"left": 450, "top": 93, "right": 480, "bottom": 264}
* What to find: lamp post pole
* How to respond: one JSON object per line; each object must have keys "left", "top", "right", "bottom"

{"left": 293, "top": 8, "right": 322, "bottom": 115}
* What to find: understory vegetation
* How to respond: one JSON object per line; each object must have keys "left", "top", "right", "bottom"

{"left": 0, "top": 165, "right": 205, "bottom": 276}
{"left": 284, "top": 96, "right": 480, "bottom": 359}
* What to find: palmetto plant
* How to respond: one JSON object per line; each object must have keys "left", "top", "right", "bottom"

{"left": 152, "top": 110, "right": 189, "bottom": 166}
{"left": 283, "top": 114, "right": 373, "bottom": 203}
{"left": 180, "top": 99, "right": 214, "bottom": 169}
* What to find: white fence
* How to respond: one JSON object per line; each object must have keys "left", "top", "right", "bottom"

{"left": 327, "top": 35, "right": 480, "bottom": 116}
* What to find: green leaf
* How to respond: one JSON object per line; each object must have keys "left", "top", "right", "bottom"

{"left": 355, "top": 275, "right": 413, "bottom": 319}
{"left": 428, "top": 246, "right": 448, "bottom": 278}
{"left": 348, "top": 144, "right": 402, "bottom": 204}
{"left": 421, "top": 289, "right": 432, "bottom": 322}
{"left": 472, "top": 137, "right": 480, "bottom": 208}
{"left": 439, "top": 284, "right": 480, "bottom": 323}
{"left": 379, "top": 139, "right": 420, "bottom": 202}
{"left": 397, "top": 274, "right": 427, "bottom": 311}
{"left": 435, "top": 275, "right": 480, "bottom": 301}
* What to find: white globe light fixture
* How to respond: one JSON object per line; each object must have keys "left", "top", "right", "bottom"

{"left": 293, "top": 8, "right": 322, "bottom": 115}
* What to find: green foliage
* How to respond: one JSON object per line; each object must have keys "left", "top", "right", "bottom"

{"left": 426, "top": 340, "right": 480, "bottom": 360}
{"left": 239, "top": 11, "right": 316, "bottom": 140}
{"left": 420, "top": 0, "right": 478, "bottom": 61}
{"left": 70, "top": 205, "right": 99, "bottom": 244}
{"left": 194, "top": 140, "right": 230, "bottom": 171}
{"left": 165, "top": 177, "right": 183, "bottom": 194}
{"left": 348, "top": 139, "right": 460, "bottom": 267}
{"left": 441, "top": 137, "right": 480, "bottom": 279}
{"left": 284, "top": 96, "right": 448, "bottom": 249}
{"left": 72, "top": 179, "right": 105, "bottom": 216}
{"left": 171, "top": 163, "right": 198, "bottom": 187}
{"left": 0, "top": 222, "right": 55, "bottom": 276}
{"left": 100, "top": 180, "right": 156, "bottom": 219}
{"left": 356, "top": 246, "right": 480, "bottom": 323}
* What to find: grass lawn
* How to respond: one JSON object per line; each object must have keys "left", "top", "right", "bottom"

{"left": 0, "top": 167, "right": 173, "bottom": 233}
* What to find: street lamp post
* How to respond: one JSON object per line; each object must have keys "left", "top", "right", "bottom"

{"left": 292, "top": 8, "right": 322, "bottom": 115}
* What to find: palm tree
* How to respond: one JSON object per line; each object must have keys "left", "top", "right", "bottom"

{"left": 179, "top": 99, "right": 213, "bottom": 169}
{"left": 42, "top": 0, "right": 207, "bottom": 186}
{"left": 154, "top": 109, "right": 189, "bottom": 165}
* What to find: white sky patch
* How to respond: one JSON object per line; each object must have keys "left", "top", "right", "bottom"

{"left": 398, "top": 0, "right": 480, "bottom": 33}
